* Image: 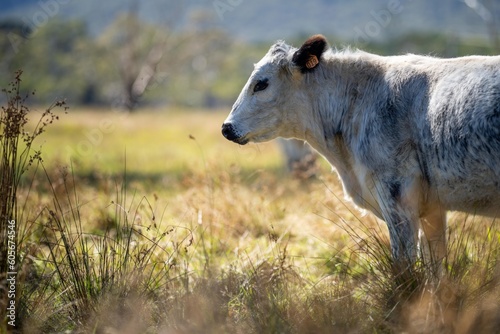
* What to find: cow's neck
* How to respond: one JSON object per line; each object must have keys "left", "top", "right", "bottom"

{"left": 302, "top": 55, "right": 386, "bottom": 208}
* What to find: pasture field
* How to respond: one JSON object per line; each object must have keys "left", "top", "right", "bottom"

{"left": 5, "top": 107, "right": 500, "bottom": 333}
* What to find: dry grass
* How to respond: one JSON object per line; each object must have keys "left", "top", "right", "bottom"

{"left": 5, "top": 104, "right": 500, "bottom": 333}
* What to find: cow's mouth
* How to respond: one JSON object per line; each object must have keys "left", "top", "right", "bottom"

{"left": 233, "top": 137, "right": 249, "bottom": 145}
{"left": 227, "top": 135, "right": 249, "bottom": 145}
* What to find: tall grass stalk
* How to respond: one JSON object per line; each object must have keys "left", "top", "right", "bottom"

{"left": 0, "top": 70, "right": 66, "bottom": 331}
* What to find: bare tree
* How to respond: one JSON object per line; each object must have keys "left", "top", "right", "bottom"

{"left": 117, "top": 4, "right": 168, "bottom": 110}
{"left": 112, "top": 3, "right": 229, "bottom": 110}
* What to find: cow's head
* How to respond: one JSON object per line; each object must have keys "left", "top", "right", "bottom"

{"left": 221, "top": 35, "right": 328, "bottom": 145}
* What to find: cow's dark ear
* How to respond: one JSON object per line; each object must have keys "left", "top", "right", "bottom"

{"left": 292, "top": 34, "right": 327, "bottom": 73}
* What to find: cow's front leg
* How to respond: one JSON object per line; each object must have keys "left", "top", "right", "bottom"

{"left": 420, "top": 206, "right": 447, "bottom": 276}
{"left": 385, "top": 210, "right": 419, "bottom": 269}
{"left": 375, "top": 180, "right": 420, "bottom": 270}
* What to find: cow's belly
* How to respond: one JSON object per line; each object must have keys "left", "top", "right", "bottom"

{"left": 432, "top": 170, "right": 500, "bottom": 217}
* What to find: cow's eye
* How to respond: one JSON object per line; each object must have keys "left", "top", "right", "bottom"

{"left": 253, "top": 79, "right": 269, "bottom": 93}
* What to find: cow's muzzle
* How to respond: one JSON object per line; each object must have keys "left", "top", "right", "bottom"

{"left": 221, "top": 123, "right": 248, "bottom": 145}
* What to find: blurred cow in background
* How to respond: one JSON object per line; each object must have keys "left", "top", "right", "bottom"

{"left": 278, "top": 139, "right": 318, "bottom": 178}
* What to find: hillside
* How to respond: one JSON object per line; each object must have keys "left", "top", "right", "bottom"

{"left": 0, "top": 0, "right": 496, "bottom": 42}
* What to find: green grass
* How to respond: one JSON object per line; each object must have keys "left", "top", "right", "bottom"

{"left": 29, "top": 107, "right": 284, "bottom": 176}
{"left": 7, "top": 106, "right": 500, "bottom": 333}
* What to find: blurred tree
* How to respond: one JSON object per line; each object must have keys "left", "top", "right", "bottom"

{"left": 99, "top": 4, "right": 232, "bottom": 110}
{"left": 0, "top": 21, "right": 26, "bottom": 84}
{"left": 108, "top": 6, "right": 168, "bottom": 111}
{"left": 0, "top": 19, "right": 103, "bottom": 105}
{"left": 167, "top": 10, "right": 231, "bottom": 108}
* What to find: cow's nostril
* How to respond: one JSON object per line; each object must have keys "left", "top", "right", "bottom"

{"left": 221, "top": 123, "right": 237, "bottom": 141}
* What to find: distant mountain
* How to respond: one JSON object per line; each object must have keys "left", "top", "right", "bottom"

{"left": 0, "top": 0, "right": 496, "bottom": 43}
{"left": 0, "top": 0, "right": 37, "bottom": 11}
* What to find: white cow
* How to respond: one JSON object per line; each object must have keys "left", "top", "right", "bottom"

{"left": 222, "top": 34, "right": 500, "bottom": 271}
